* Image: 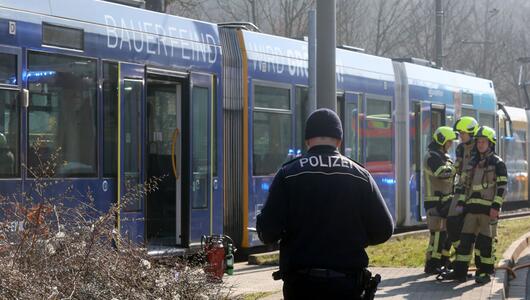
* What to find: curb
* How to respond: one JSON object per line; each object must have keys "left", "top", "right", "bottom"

{"left": 490, "top": 231, "right": 530, "bottom": 299}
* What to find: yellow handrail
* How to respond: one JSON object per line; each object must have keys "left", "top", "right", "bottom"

{"left": 171, "top": 128, "right": 180, "bottom": 180}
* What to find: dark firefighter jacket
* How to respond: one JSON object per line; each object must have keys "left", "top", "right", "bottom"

{"left": 256, "top": 145, "right": 394, "bottom": 274}
{"left": 456, "top": 149, "right": 508, "bottom": 214}
{"left": 423, "top": 142, "right": 456, "bottom": 211}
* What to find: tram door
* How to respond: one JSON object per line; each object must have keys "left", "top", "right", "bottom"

{"left": 188, "top": 73, "right": 217, "bottom": 245}
{"left": 413, "top": 102, "right": 445, "bottom": 221}
{"left": 118, "top": 63, "right": 145, "bottom": 243}
{"left": 0, "top": 48, "right": 22, "bottom": 196}
{"left": 146, "top": 72, "right": 182, "bottom": 247}
{"left": 343, "top": 92, "right": 362, "bottom": 161}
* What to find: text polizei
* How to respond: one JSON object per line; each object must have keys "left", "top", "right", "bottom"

{"left": 299, "top": 155, "right": 354, "bottom": 169}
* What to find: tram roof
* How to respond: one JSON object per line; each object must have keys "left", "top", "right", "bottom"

{"left": 404, "top": 62, "right": 495, "bottom": 95}
{"left": 0, "top": 0, "right": 220, "bottom": 45}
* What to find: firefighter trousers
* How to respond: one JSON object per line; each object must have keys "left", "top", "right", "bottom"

{"left": 453, "top": 213, "right": 494, "bottom": 277}
{"left": 426, "top": 208, "right": 447, "bottom": 270}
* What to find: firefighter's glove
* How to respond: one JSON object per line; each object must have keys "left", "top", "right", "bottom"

{"left": 489, "top": 208, "right": 499, "bottom": 220}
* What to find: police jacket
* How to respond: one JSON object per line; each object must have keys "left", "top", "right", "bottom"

{"left": 456, "top": 149, "right": 508, "bottom": 214}
{"left": 256, "top": 145, "right": 394, "bottom": 274}
{"left": 423, "top": 142, "right": 456, "bottom": 211}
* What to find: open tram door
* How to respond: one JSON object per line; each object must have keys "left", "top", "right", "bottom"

{"left": 145, "top": 68, "right": 184, "bottom": 253}
{"left": 413, "top": 102, "right": 446, "bottom": 222}
{"left": 117, "top": 63, "right": 145, "bottom": 244}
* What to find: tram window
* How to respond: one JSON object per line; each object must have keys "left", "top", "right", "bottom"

{"left": 0, "top": 90, "right": 19, "bottom": 177}
{"left": 42, "top": 23, "right": 84, "bottom": 51}
{"left": 27, "top": 52, "right": 97, "bottom": 177}
{"left": 254, "top": 85, "right": 290, "bottom": 110}
{"left": 103, "top": 62, "right": 118, "bottom": 177}
{"left": 295, "top": 86, "right": 309, "bottom": 152}
{"left": 365, "top": 99, "right": 391, "bottom": 163}
{"left": 461, "top": 108, "right": 476, "bottom": 119}
{"left": 253, "top": 84, "right": 292, "bottom": 176}
{"left": 462, "top": 93, "right": 473, "bottom": 105}
{"left": 0, "top": 53, "right": 17, "bottom": 85}
{"left": 479, "top": 113, "right": 495, "bottom": 128}
{"left": 191, "top": 86, "right": 209, "bottom": 209}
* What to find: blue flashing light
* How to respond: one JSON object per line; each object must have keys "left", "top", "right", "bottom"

{"left": 296, "top": 149, "right": 302, "bottom": 157}
{"left": 261, "top": 182, "right": 270, "bottom": 191}
{"left": 7, "top": 75, "right": 16, "bottom": 85}
{"left": 381, "top": 177, "right": 396, "bottom": 185}
{"left": 25, "top": 70, "right": 57, "bottom": 82}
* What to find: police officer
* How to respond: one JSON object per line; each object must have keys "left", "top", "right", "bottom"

{"left": 423, "top": 126, "right": 458, "bottom": 274}
{"left": 442, "top": 116, "right": 479, "bottom": 267}
{"left": 257, "top": 108, "right": 394, "bottom": 299}
{"left": 443, "top": 126, "right": 507, "bottom": 283}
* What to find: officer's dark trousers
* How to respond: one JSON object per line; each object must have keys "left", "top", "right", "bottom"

{"left": 283, "top": 275, "right": 362, "bottom": 299}
{"left": 443, "top": 214, "right": 464, "bottom": 264}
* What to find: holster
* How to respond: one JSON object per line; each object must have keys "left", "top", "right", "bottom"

{"left": 361, "top": 269, "right": 381, "bottom": 300}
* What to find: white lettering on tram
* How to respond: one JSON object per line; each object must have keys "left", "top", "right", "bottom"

{"left": 104, "top": 15, "right": 218, "bottom": 64}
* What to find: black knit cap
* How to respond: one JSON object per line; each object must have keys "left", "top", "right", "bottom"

{"left": 304, "top": 108, "right": 343, "bottom": 140}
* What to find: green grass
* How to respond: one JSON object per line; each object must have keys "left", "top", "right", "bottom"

{"left": 366, "top": 216, "right": 530, "bottom": 267}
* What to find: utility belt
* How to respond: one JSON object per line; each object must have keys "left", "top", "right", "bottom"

{"left": 273, "top": 268, "right": 381, "bottom": 300}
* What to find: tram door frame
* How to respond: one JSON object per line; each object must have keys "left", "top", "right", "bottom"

{"left": 145, "top": 69, "right": 184, "bottom": 247}
{"left": 0, "top": 46, "right": 23, "bottom": 197}
{"left": 414, "top": 102, "right": 445, "bottom": 221}
{"left": 117, "top": 62, "right": 145, "bottom": 244}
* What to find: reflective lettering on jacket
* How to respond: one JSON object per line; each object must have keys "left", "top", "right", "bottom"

{"left": 423, "top": 147, "right": 456, "bottom": 210}
{"left": 299, "top": 155, "right": 354, "bottom": 169}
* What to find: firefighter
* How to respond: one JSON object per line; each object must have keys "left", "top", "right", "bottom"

{"left": 256, "top": 108, "right": 394, "bottom": 299}
{"left": 443, "top": 116, "right": 479, "bottom": 267}
{"left": 423, "top": 126, "right": 458, "bottom": 274}
{"left": 443, "top": 126, "right": 507, "bottom": 283}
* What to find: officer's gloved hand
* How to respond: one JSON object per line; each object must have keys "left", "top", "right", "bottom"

{"left": 489, "top": 208, "right": 499, "bottom": 220}
{"left": 455, "top": 205, "right": 464, "bottom": 215}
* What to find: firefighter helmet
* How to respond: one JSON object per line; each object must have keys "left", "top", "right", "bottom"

{"left": 453, "top": 116, "right": 479, "bottom": 134}
{"left": 433, "top": 126, "right": 458, "bottom": 146}
{"left": 474, "top": 126, "right": 496, "bottom": 144}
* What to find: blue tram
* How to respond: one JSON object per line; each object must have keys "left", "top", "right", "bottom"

{"left": 0, "top": 0, "right": 223, "bottom": 254}
{"left": 0, "top": 0, "right": 524, "bottom": 252}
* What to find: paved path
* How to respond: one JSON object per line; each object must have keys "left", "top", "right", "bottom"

{"left": 507, "top": 246, "right": 530, "bottom": 299}
{"left": 224, "top": 263, "right": 498, "bottom": 299}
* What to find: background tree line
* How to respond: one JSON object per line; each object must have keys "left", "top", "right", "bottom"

{"left": 167, "top": 0, "right": 530, "bottom": 107}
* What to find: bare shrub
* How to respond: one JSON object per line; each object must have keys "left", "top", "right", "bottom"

{"left": 0, "top": 138, "right": 229, "bottom": 299}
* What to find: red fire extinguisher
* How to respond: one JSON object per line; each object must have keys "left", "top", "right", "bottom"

{"left": 201, "top": 235, "right": 237, "bottom": 281}
{"left": 201, "top": 235, "right": 226, "bottom": 281}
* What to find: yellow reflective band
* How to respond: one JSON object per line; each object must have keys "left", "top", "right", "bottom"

{"left": 497, "top": 176, "right": 508, "bottom": 182}
{"left": 472, "top": 184, "right": 485, "bottom": 191}
{"left": 453, "top": 241, "right": 460, "bottom": 249}
{"left": 494, "top": 196, "right": 503, "bottom": 205}
{"left": 425, "top": 196, "right": 440, "bottom": 202}
{"left": 434, "top": 165, "right": 451, "bottom": 177}
{"left": 467, "top": 198, "right": 492, "bottom": 206}
{"left": 480, "top": 256, "right": 495, "bottom": 265}
{"left": 442, "top": 250, "right": 451, "bottom": 257}
{"left": 432, "top": 252, "right": 442, "bottom": 259}
{"left": 441, "top": 195, "right": 452, "bottom": 202}
{"left": 458, "top": 195, "right": 466, "bottom": 201}
{"left": 474, "top": 249, "right": 481, "bottom": 256}
{"left": 456, "top": 254, "right": 472, "bottom": 262}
